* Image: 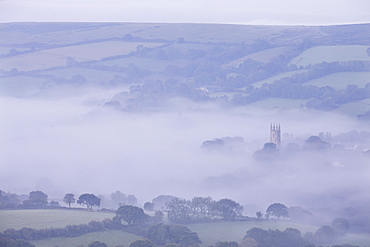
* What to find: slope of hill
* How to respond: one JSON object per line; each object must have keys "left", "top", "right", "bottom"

{"left": 289, "top": 45, "right": 370, "bottom": 67}
{"left": 0, "top": 22, "right": 369, "bottom": 116}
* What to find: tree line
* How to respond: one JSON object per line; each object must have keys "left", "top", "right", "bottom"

{"left": 165, "top": 197, "right": 243, "bottom": 223}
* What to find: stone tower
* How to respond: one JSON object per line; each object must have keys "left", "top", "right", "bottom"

{"left": 270, "top": 123, "right": 281, "bottom": 150}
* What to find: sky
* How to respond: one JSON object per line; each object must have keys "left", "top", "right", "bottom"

{"left": 0, "top": 0, "right": 370, "bottom": 25}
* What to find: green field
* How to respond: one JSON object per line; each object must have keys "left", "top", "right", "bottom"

{"left": 38, "top": 67, "right": 127, "bottom": 83}
{"left": 289, "top": 45, "right": 370, "bottom": 67}
{"left": 0, "top": 209, "right": 115, "bottom": 231}
{"left": 247, "top": 98, "right": 306, "bottom": 110}
{"left": 99, "top": 56, "right": 188, "bottom": 73}
{"left": 224, "top": 46, "right": 290, "bottom": 68}
{"left": 303, "top": 72, "right": 370, "bottom": 89}
{"left": 333, "top": 98, "right": 370, "bottom": 117}
{"left": 250, "top": 69, "right": 309, "bottom": 88}
{"left": 2, "top": 209, "right": 370, "bottom": 247}
{"left": 0, "top": 52, "right": 77, "bottom": 71}
{"left": 0, "top": 41, "right": 164, "bottom": 72}
{"left": 0, "top": 75, "right": 46, "bottom": 97}
{"left": 42, "top": 41, "right": 164, "bottom": 61}
{"left": 30, "top": 230, "right": 141, "bottom": 247}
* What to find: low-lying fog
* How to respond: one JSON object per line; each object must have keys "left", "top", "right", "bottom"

{"left": 1, "top": 87, "right": 369, "bottom": 216}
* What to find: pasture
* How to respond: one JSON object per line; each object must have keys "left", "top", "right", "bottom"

{"left": 289, "top": 45, "right": 370, "bottom": 67}
{"left": 39, "top": 67, "right": 127, "bottom": 84}
{"left": 40, "top": 41, "right": 165, "bottom": 61}
{"left": 249, "top": 69, "right": 308, "bottom": 88}
{"left": 99, "top": 57, "right": 188, "bottom": 73}
{"left": 303, "top": 72, "right": 370, "bottom": 89}
{"left": 333, "top": 98, "right": 370, "bottom": 117}
{"left": 0, "top": 41, "right": 164, "bottom": 72}
{"left": 0, "top": 209, "right": 115, "bottom": 232}
{"left": 247, "top": 98, "right": 306, "bottom": 110}
{"left": 30, "top": 230, "right": 141, "bottom": 247}
{"left": 0, "top": 75, "right": 46, "bottom": 97}
{"left": 224, "top": 46, "right": 290, "bottom": 68}
{"left": 0, "top": 52, "right": 78, "bottom": 71}
{"left": 2, "top": 209, "right": 370, "bottom": 247}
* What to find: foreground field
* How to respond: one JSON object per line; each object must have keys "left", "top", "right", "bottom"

{"left": 2, "top": 209, "right": 370, "bottom": 247}
{"left": 0, "top": 209, "right": 115, "bottom": 232}
{"left": 30, "top": 230, "right": 141, "bottom": 247}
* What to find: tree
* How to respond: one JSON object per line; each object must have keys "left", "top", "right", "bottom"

{"left": 190, "top": 197, "right": 214, "bottom": 220}
{"left": 77, "top": 193, "right": 100, "bottom": 210}
{"left": 244, "top": 227, "right": 309, "bottom": 247}
{"left": 110, "top": 191, "right": 127, "bottom": 206}
{"left": 8, "top": 239, "right": 36, "bottom": 247}
{"left": 313, "top": 225, "right": 336, "bottom": 244}
{"left": 152, "top": 195, "right": 176, "bottom": 210}
{"left": 144, "top": 202, "right": 155, "bottom": 211}
{"left": 22, "top": 191, "right": 48, "bottom": 208}
{"left": 145, "top": 223, "right": 201, "bottom": 247}
{"left": 256, "top": 211, "right": 263, "bottom": 219}
{"left": 63, "top": 193, "right": 75, "bottom": 208}
{"left": 266, "top": 203, "right": 288, "bottom": 219}
{"left": 115, "top": 205, "right": 149, "bottom": 225}
{"left": 166, "top": 197, "right": 192, "bottom": 223}
{"left": 88, "top": 241, "right": 108, "bottom": 247}
{"left": 127, "top": 194, "right": 138, "bottom": 205}
{"left": 129, "top": 239, "right": 156, "bottom": 247}
{"left": 214, "top": 242, "right": 239, "bottom": 247}
{"left": 213, "top": 198, "right": 243, "bottom": 220}
{"left": 332, "top": 218, "right": 350, "bottom": 235}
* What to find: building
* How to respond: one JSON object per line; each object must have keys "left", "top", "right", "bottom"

{"left": 270, "top": 123, "right": 281, "bottom": 150}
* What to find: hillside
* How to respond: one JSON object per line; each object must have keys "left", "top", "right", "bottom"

{"left": 0, "top": 22, "right": 369, "bottom": 116}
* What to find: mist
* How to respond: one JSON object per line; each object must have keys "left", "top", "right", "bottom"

{"left": 1, "top": 86, "right": 369, "bottom": 221}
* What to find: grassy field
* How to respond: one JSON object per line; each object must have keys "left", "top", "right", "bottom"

{"left": 224, "top": 46, "right": 290, "bottom": 68}
{"left": 247, "top": 98, "right": 306, "bottom": 110}
{"left": 0, "top": 52, "right": 80, "bottom": 71}
{"left": 41, "top": 41, "right": 164, "bottom": 61}
{"left": 99, "top": 56, "right": 188, "bottom": 72}
{"left": 333, "top": 98, "right": 370, "bottom": 117}
{"left": 0, "top": 41, "right": 164, "bottom": 72}
{"left": 303, "top": 72, "right": 370, "bottom": 89}
{"left": 0, "top": 209, "right": 115, "bottom": 231}
{"left": 2, "top": 209, "right": 370, "bottom": 247}
{"left": 38, "top": 67, "right": 127, "bottom": 83}
{"left": 289, "top": 45, "right": 370, "bottom": 67}
{"left": 249, "top": 69, "right": 309, "bottom": 88}
{"left": 30, "top": 230, "right": 141, "bottom": 247}
{"left": 0, "top": 75, "right": 46, "bottom": 97}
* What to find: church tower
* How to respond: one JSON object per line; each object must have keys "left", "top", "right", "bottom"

{"left": 270, "top": 123, "right": 281, "bottom": 150}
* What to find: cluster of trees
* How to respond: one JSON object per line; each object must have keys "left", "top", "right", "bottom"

{"left": 243, "top": 227, "right": 310, "bottom": 247}
{"left": 304, "top": 218, "right": 351, "bottom": 245}
{"left": 166, "top": 197, "right": 243, "bottom": 223}
{"left": 145, "top": 223, "right": 202, "bottom": 247}
{"left": 231, "top": 61, "right": 370, "bottom": 109}
{"left": 1, "top": 189, "right": 141, "bottom": 211}
{"left": 104, "top": 51, "right": 370, "bottom": 113}
{"left": 0, "top": 190, "right": 60, "bottom": 209}
{"left": 0, "top": 238, "right": 36, "bottom": 247}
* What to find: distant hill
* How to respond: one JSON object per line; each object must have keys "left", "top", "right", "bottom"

{"left": 0, "top": 22, "right": 369, "bottom": 116}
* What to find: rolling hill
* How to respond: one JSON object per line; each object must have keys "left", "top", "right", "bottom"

{"left": 0, "top": 22, "right": 369, "bottom": 116}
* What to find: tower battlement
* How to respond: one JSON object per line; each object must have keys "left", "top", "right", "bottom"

{"left": 270, "top": 123, "right": 281, "bottom": 149}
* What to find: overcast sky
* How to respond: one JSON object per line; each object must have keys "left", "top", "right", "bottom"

{"left": 1, "top": 0, "right": 370, "bottom": 25}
